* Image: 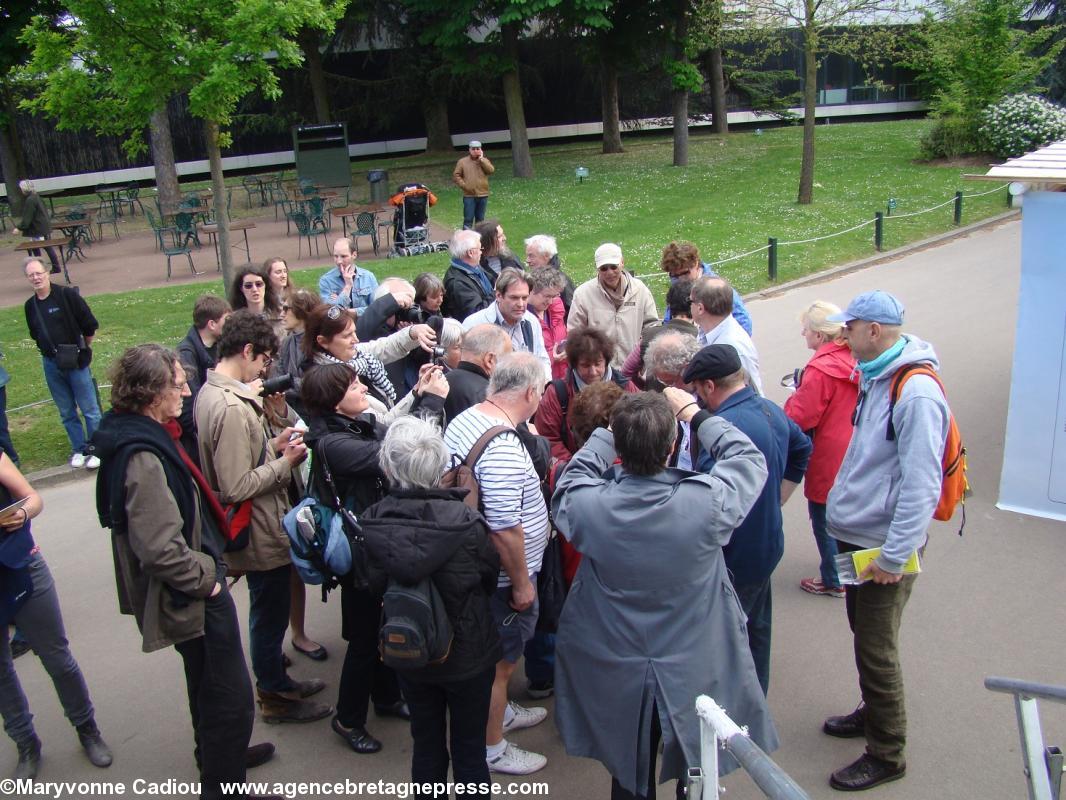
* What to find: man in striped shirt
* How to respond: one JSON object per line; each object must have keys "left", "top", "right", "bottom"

{"left": 443, "top": 352, "right": 551, "bottom": 776}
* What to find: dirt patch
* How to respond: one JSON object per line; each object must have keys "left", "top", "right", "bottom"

{"left": 912, "top": 154, "right": 998, "bottom": 169}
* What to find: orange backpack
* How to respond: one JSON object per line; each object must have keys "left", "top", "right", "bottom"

{"left": 886, "top": 364, "right": 969, "bottom": 534}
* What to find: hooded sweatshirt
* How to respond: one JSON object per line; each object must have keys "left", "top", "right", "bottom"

{"left": 826, "top": 335, "right": 950, "bottom": 572}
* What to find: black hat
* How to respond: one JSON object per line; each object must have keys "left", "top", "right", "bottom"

{"left": 682, "top": 344, "right": 742, "bottom": 383}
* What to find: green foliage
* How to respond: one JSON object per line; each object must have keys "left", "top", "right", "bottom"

{"left": 979, "top": 93, "right": 1066, "bottom": 156}
{"left": 919, "top": 115, "right": 982, "bottom": 159}
{"left": 663, "top": 58, "right": 704, "bottom": 93}
{"left": 906, "top": 0, "right": 1064, "bottom": 157}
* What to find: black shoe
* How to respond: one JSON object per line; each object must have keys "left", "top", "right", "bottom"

{"left": 373, "top": 700, "right": 411, "bottom": 721}
{"left": 823, "top": 704, "right": 865, "bottom": 738}
{"left": 246, "top": 742, "right": 275, "bottom": 769}
{"left": 76, "top": 721, "right": 113, "bottom": 768}
{"left": 292, "top": 640, "right": 328, "bottom": 661}
{"left": 331, "top": 717, "right": 382, "bottom": 754}
{"left": 14, "top": 735, "right": 40, "bottom": 779}
{"left": 527, "top": 679, "right": 554, "bottom": 699}
{"left": 10, "top": 638, "right": 30, "bottom": 660}
{"left": 830, "top": 753, "right": 906, "bottom": 791}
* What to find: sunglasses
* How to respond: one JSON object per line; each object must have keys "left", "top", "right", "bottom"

{"left": 327, "top": 305, "right": 344, "bottom": 320}
{"left": 243, "top": 281, "right": 265, "bottom": 290}
{"left": 598, "top": 264, "right": 620, "bottom": 272}
{"left": 281, "top": 304, "right": 291, "bottom": 312}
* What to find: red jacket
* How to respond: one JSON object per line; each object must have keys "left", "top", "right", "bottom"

{"left": 538, "top": 297, "right": 568, "bottom": 380}
{"left": 535, "top": 371, "right": 638, "bottom": 462}
{"left": 783, "top": 341, "right": 858, "bottom": 503}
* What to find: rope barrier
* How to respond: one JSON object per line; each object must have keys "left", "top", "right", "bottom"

{"left": 9, "top": 382, "right": 112, "bottom": 416}
{"left": 883, "top": 196, "right": 958, "bottom": 219}
{"left": 962, "top": 182, "right": 1010, "bottom": 198}
{"left": 634, "top": 243, "right": 773, "bottom": 282}
{"left": 778, "top": 217, "right": 877, "bottom": 247}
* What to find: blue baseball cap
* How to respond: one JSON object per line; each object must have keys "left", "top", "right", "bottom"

{"left": 827, "top": 290, "right": 904, "bottom": 325}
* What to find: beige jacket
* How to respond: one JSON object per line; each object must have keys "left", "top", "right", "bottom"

{"left": 452, "top": 155, "right": 495, "bottom": 197}
{"left": 194, "top": 370, "right": 296, "bottom": 573}
{"left": 567, "top": 273, "right": 659, "bottom": 368}
{"left": 114, "top": 452, "right": 218, "bottom": 653}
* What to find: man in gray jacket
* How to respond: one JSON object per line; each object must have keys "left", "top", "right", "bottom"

{"left": 823, "top": 291, "right": 951, "bottom": 792}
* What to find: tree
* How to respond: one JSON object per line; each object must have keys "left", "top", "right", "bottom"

{"left": 1031, "top": 0, "right": 1066, "bottom": 102}
{"left": 729, "top": 0, "right": 909, "bottom": 204}
{"left": 21, "top": 0, "right": 346, "bottom": 285}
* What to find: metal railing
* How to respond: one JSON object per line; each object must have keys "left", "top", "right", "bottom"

{"left": 986, "top": 676, "right": 1066, "bottom": 800}
{"left": 688, "top": 695, "right": 810, "bottom": 800}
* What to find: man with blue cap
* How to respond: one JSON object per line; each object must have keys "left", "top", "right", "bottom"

{"left": 820, "top": 290, "right": 951, "bottom": 791}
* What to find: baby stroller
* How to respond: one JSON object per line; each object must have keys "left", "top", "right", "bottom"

{"left": 387, "top": 183, "right": 448, "bottom": 257}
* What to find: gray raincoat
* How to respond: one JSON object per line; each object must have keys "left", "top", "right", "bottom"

{"left": 551, "top": 415, "right": 778, "bottom": 793}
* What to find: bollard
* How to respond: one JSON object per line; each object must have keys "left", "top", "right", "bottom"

{"left": 768, "top": 238, "right": 778, "bottom": 281}
{"left": 875, "top": 212, "right": 884, "bottom": 252}
{"left": 954, "top": 191, "right": 963, "bottom": 226}
{"left": 1007, "top": 188, "right": 1013, "bottom": 208}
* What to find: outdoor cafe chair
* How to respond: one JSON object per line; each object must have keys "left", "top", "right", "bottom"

{"left": 144, "top": 207, "right": 176, "bottom": 252}
{"left": 289, "top": 210, "right": 329, "bottom": 259}
{"left": 95, "top": 200, "right": 120, "bottom": 240}
{"left": 162, "top": 227, "right": 202, "bottom": 280}
{"left": 353, "top": 212, "right": 379, "bottom": 256}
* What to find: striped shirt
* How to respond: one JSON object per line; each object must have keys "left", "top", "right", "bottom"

{"left": 443, "top": 407, "right": 549, "bottom": 587}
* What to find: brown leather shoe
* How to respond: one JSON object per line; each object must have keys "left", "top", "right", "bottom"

{"left": 829, "top": 753, "right": 905, "bottom": 791}
{"left": 257, "top": 688, "right": 333, "bottom": 724}
{"left": 823, "top": 704, "right": 865, "bottom": 738}
{"left": 292, "top": 678, "right": 326, "bottom": 699}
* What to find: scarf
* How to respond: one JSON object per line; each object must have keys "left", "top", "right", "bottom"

{"left": 163, "top": 418, "right": 229, "bottom": 536}
{"left": 315, "top": 349, "right": 397, "bottom": 406}
{"left": 857, "top": 336, "right": 908, "bottom": 385}
{"left": 599, "top": 272, "right": 628, "bottom": 311}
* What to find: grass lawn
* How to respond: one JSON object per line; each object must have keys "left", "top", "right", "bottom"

{"left": 3, "top": 118, "right": 1009, "bottom": 472}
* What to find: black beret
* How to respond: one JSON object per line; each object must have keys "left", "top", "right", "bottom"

{"left": 682, "top": 344, "right": 742, "bottom": 383}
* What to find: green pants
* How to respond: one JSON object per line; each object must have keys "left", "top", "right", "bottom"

{"left": 846, "top": 573, "right": 917, "bottom": 768}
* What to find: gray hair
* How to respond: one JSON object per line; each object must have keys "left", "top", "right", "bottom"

{"left": 378, "top": 416, "right": 449, "bottom": 490}
{"left": 373, "top": 277, "right": 415, "bottom": 301}
{"left": 18, "top": 180, "right": 34, "bottom": 194}
{"left": 450, "top": 229, "right": 481, "bottom": 260}
{"left": 525, "top": 234, "right": 557, "bottom": 258}
{"left": 494, "top": 267, "right": 533, "bottom": 296}
{"left": 440, "top": 318, "right": 463, "bottom": 350}
{"left": 461, "top": 324, "right": 510, "bottom": 358}
{"left": 488, "top": 352, "right": 545, "bottom": 398}
{"left": 645, "top": 332, "right": 700, "bottom": 378}
{"left": 530, "top": 268, "right": 564, "bottom": 293}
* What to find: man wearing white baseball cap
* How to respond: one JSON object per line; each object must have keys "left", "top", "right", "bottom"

{"left": 821, "top": 289, "right": 951, "bottom": 792}
{"left": 453, "top": 140, "right": 495, "bottom": 229}
{"left": 567, "top": 243, "right": 658, "bottom": 369}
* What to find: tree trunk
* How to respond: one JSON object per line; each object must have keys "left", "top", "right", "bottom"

{"left": 300, "top": 28, "right": 331, "bottom": 124}
{"left": 0, "top": 87, "right": 26, "bottom": 217}
{"left": 601, "top": 45, "right": 623, "bottom": 154}
{"left": 422, "top": 95, "right": 453, "bottom": 154}
{"left": 149, "top": 106, "right": 181, "bottom": 214}
{"left": 709, "top": 47, "right": 729, "bottom": 135}
{"left": 797, "top": 7, "right": 818, "bottom": 205}
{"left": 501, "top": 23, "right": 534, "bottom": 179}
{"left": 672, "top": 90, "right": 689, "bottom": 166}
{"left": 204, "top": 119, "right": 233, "bottom": 287}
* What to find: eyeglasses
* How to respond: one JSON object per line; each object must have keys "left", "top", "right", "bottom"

{"left": 243, "top": 281, "right": 265, "bottom": 290}
{"left": 259, "top": 354, "right": 274, "bottom": 369}
{"left": 598, "top": 264, "right": 620, "bottom": 272}
{"left": 327, "top": 305, "right": 343, "bottom": 320}
{"left": 280, "top": 304, "right": 291, "bottom": 312}
{"left": 26, "top": 272, "right": 47, "bottom": 279}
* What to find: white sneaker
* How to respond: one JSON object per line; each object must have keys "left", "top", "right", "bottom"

{"left": 502, "top": 701, "right": 547, "bottom": 733}
{"left": 84, "top": 455, "right": 100, "bottom": 470}
{"left": 487, "top": 742, "right": 547, "bottom": 775}
{"left": 70, "top": 453, "right": 86, "bottom": 468}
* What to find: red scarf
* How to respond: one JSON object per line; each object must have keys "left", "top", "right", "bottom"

{"left": 163, "top": 419, "right": 229, "bottom": 534}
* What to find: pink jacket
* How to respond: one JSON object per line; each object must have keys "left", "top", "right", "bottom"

{"left": 783, "top": 341, "right": 859, "bottom": 503}
{"left": 538, "top": 297, "right": 568, "bottom": 381}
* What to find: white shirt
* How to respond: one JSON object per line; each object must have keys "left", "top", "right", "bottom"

{"left": 698, "top": 315, "right": 764, "bottom": 395}
{"left": 461, "top": 302, "right": 552, "bottom": 380}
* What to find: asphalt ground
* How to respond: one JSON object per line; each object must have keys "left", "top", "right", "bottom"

{"left": 7, "top": 217, "right": 1064, "bottom": 800}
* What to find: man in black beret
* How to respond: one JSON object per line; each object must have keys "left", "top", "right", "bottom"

{"left": 666, "top": 344, "right": 811, "bottom": 696}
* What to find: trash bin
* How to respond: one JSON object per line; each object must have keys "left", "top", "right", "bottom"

{"left": 367, "top": 170, "right": 389, "bottom": 205}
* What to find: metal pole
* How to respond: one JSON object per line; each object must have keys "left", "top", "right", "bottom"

{"left": 875, "top": 212, "right": 884, "bottom": 252}
{"left": 954, "top": 191, "right": 963, "bottom": 226}
{"left": 724, "top": 735, "right": 812, "bottom": 800}
{"left": 768, "top": 237, "right": 778, "bottom": 281}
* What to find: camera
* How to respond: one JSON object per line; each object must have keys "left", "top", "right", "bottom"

{"left": 431, "top": 346, "right": 447, "bottom": 367}
{"left": 260, "top": 373, "right": 294, "bottom": 396}
{"left": 398, "top": 304, "right": 425, "bottom": 324}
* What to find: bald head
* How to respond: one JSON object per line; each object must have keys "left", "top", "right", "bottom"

{"left": 460, "top": 324, "right": 512, "bottom": 374}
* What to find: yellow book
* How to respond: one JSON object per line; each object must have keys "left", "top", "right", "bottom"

{"left": 851, "top": 547, "right": 921, "bottom": 577}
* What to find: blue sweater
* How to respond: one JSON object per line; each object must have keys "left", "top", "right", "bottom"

{"left": 695, "top": 388, "right": 811, "bottom": 585}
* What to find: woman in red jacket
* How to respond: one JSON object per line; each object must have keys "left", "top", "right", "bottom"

{"left": 783, "top": 301, "right": 859, "bottom": 598}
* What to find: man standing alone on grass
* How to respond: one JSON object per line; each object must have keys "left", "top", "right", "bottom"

{"left": 453, "top": 141, "right": 494, "bottom": 230}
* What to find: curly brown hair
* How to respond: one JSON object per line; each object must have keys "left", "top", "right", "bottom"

{"left": 110, "top": 344, "right": 179, "bottom": 413}
{"left": 565, "top": 326, "right": 615, "bottom": 370}
{"left": 569, "top": 381, "right": 625, "bottom": 448}
{"left": 660, "top": 241, "right": 700, "bottom": 276}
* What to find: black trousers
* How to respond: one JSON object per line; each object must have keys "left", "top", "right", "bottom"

{"left": 175, "top": 586, "right": 255, "bottom": 800}
{"left": 609, "top": 702, "right": 685, "bottom": 800}
{"left": 399, "top": 666, "right": 494, "bottom": 798}
{"left": 336, "top": 584, "right": 400, "bottom": 728}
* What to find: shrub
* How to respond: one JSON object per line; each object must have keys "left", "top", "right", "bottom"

{"left": 978, "top": 94, "right": 1066, "bottom": 158}
{"left": 920, "top": 115, "right": 983, "bottom": 160}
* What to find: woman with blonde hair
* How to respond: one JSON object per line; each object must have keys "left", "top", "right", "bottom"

{"left": 783, "top": 301, "right": 859, "bottom": 598}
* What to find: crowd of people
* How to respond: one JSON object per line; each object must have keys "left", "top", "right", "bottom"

{"left": 1, "top": 225, "right": 955, "bottom": 798}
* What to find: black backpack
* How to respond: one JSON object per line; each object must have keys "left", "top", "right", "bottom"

{"left": 379, "top": 576, "right": 453, "bottom": 670}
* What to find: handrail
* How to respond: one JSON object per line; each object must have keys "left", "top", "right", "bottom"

{"left": 986, "top": 676, "right": 1066, "bottom": 704}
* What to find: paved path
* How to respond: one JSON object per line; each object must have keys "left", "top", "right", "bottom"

{"left": 10, "top": 218, "right": 1064, "bottom": 800}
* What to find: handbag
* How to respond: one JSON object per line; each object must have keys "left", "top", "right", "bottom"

{"left": 54, "top": 344, "right": 80, "bottom": 370}
{"left": 315, "top": 437, "right": 370, "bottom": 592}
{"left": 31, "top": 288, "right": 89, "bottom": 370}
{"left": 535, "top": 531, "right": 568, "bottom": 633}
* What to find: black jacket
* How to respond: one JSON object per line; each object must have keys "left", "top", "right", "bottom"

{"left": 24, "top": 285, "right": 98, "bottom": 368}
{"left": 302, "top": 412, "right": 387, "bottom": 517}
{"left": 443, "top": 361, "right": 489, "bottom": 425}
{"left": 442, "top": 260, "right": 493, "bottom": 322}
{"left": 175, "top": 326, "right": 217, "bottom": 464}
{"left": 362, "top": 488, "right": 502, "bottom": 682}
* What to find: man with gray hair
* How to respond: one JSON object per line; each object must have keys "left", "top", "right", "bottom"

{"left": 443, "top": 352, "right": 551, "bottom": 775}
{"left": 12, "top": 180, "right": 61, "bottom": 274}
{"left": 444, "top": 324, "right": 513, "bottom": 424}
{"left": 461, "top": 268, "right": 551, "bottom": 381}
{"left": 525, "top": 234, "right": 575, "bottom": 314}
{"left": 443, "top": 229, "right": 494, "bottom": 321}
{"left": 645, "top": 330, "right": 703, "bottom": 471}
{"left": 690, "top": 275, "right": 763, "bottom": 394}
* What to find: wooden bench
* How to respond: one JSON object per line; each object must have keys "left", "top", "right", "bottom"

{"left": 14, "top": 239, "right": 71, "bottom": 284}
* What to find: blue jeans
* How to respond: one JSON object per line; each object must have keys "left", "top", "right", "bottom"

{"left": 523, "top": 630, "right": 555, "bottom": 684}
{"left": 462, "top": 196, "right": 488, "bottom": 229}
{"left": 733, "top": 579, "right": 772, "bottom": 697}
{"left": 245, "top": 564, "right": 293, "bottom": 693}
{"left": 41, "top": 357, "right": 101, "bottom": 455}
{"left": 0, "top": 553, "right": 95, "bottom": 745}
{"left": 0, "top": 385, "right": 18, "bottom": 466}
{"left": 809, "top": 501, "right": 840, "bottom": 588}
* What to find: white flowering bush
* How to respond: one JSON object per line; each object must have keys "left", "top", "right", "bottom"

{"left": 979, "top": 94, "right": 1066, "bottom": 158}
